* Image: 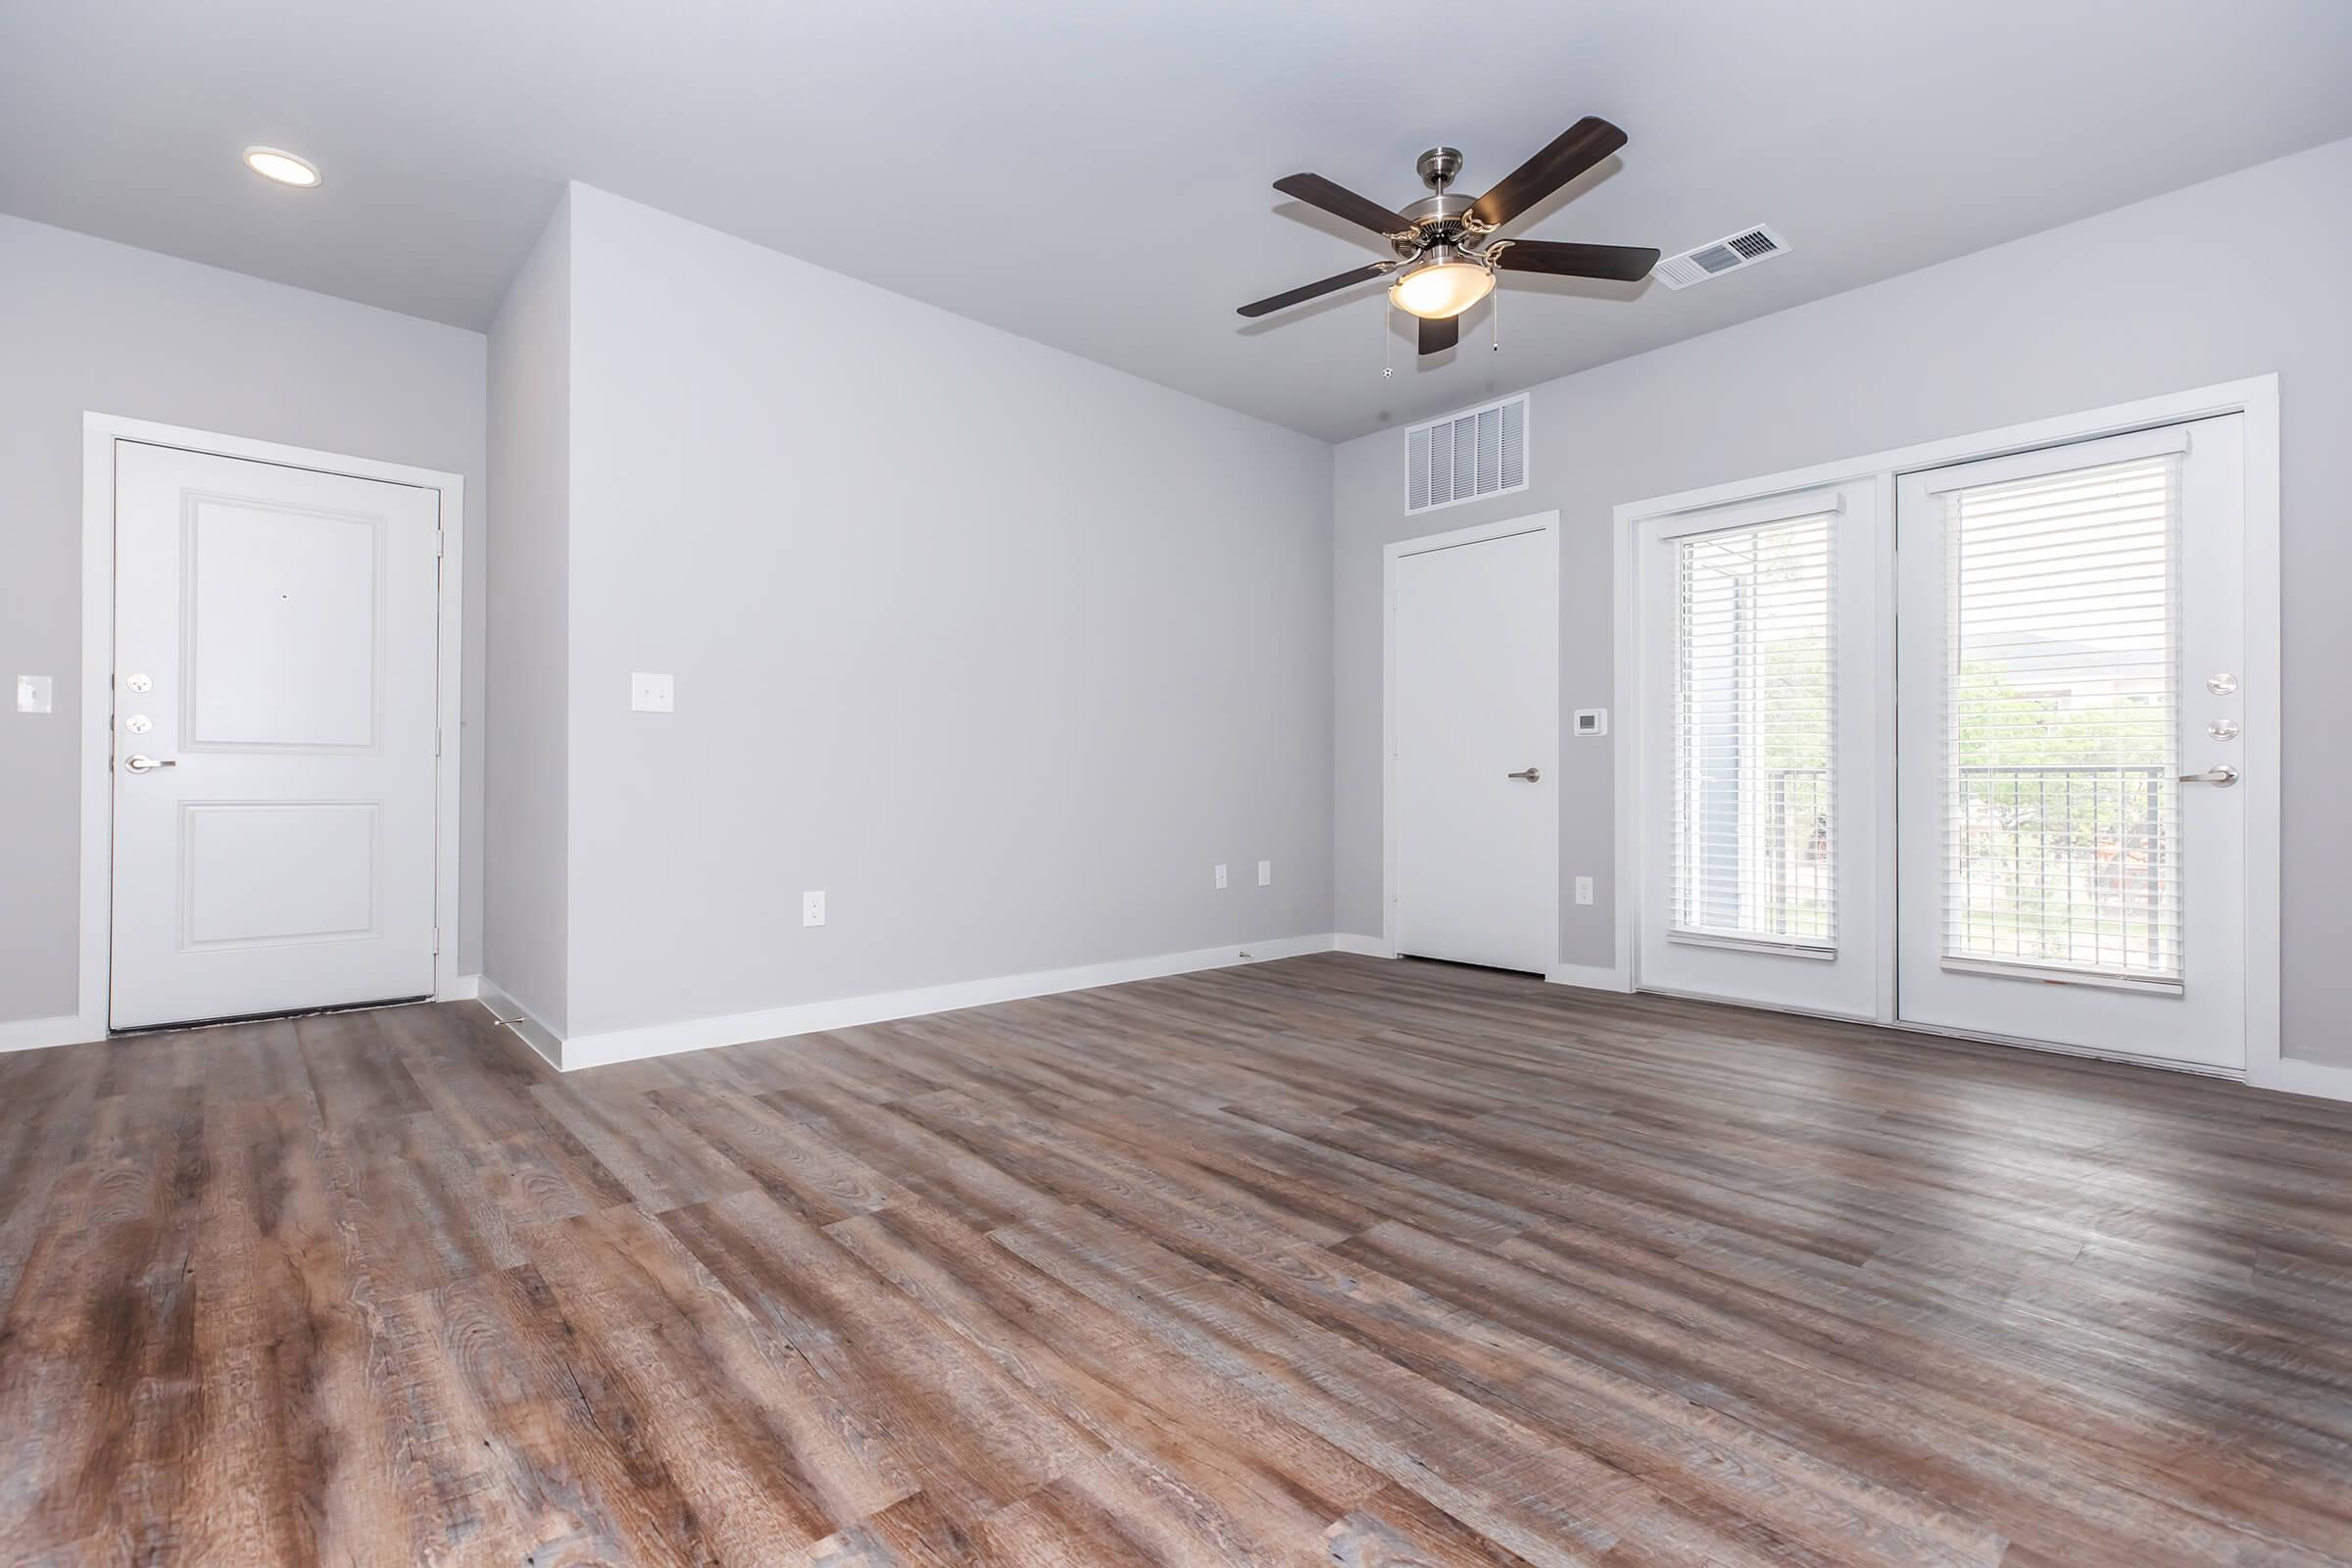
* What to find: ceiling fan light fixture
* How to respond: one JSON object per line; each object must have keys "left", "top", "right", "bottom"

{"left": 1388, "top": 248, "right": 1494, "bottom": 319}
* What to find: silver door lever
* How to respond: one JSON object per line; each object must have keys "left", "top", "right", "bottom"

{"left": 2178, "top": 765, "right": 2237, "bottom": 786}
{"left": 1507, "top": 767, "right": 1541, "bottom": 783}
{"left": 122, "top": 755, "right": 177, "bottom": 772}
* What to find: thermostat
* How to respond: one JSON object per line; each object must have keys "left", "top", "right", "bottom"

{"left": 1573, "top": 709, "right": 1608, "bottom": 737}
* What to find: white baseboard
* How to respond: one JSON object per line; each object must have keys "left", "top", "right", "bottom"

{"left": 1546, "top": 962, "right": 1632, "bottom": 993}
{"left": 0, "top": 1013, "right": 97, "bottom": 1054}
{"left": 1332, "top": 933, "right": 1397, "bottom": 958}
{"left": 553, "top": 933, "right": 1342, "bottom": 1071}
{"left": 474, "top": 978, "right": 564, "bottom": 1068}
{"left": 438, "top": 973, "right": 481, "bottom": 1002}
{"left": 2272, "top": 1055, "right": 2352, "bottom": 1105}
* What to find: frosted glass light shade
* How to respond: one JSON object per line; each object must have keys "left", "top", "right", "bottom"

{"left": 1389, "top": 258, "right": 1494, "bottom": 318}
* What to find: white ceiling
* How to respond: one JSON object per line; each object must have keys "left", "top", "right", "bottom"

{"left": 5, "top": 0, "right": 2350, "bottom": 442}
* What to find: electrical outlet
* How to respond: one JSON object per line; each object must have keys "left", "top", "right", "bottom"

{"left": 1256, "top": 859, "right": 1272, "bottom": 887}
{"left": 802, "top": 890, "right": 826, "bottom": 927}
{"left": 630, "top": 671, "right": 674, "bottom": 712}
{"left": 1574, "top": 875, "right": 1594, "bottom": 906}
{"left": 1213, "top": 863, "right": 1228, "bottom": 890}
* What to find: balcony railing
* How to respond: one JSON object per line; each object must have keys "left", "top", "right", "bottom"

{"left": 1742, "top": 763, "right": 2173, "bottom": 975}
{"left": 1767, "top": 766, "right": 1832, "bottom": 938}
{"left": 1949, "top": 762, "right": 2174, "bottom": 975}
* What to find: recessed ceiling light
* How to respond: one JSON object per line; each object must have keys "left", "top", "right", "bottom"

{"left": 242, "top": 146, "right": 321, "bottom": 188}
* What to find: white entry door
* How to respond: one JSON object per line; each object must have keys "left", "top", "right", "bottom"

{"left": 1391, "top": 521, "right": 1557, "bottom": 974}
{"left": 1634, "top": 481, "right": 1885, "bottom": 1018}
{"left": 110, "top": 440, "right": 444, "bottom": 1030}
{"left": 1896, "top": 417, "right": 2246, "bottom": 1069}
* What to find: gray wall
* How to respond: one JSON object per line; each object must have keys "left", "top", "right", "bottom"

{"left": 554, "top": 185, "right": 1334, "bottom": 1037}
{"left": 1333, "top": 135, "right": 2352, "bottom": 1066}
{"left": 0, "top": 214, "right": 487, "bottom": 1025}
{"left": 483, "top": 195, "right": 572, "bottom": 1032}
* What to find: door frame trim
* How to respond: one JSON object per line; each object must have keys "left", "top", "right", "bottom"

{"left": 1608, "top": 375, "right": 2284, "bottom": 1091}
{"left": 76, "top": 413, "right": 469, "bottom": 1040}
{"left": 1382, "top": 510, "right": 1562, "bottom": 973}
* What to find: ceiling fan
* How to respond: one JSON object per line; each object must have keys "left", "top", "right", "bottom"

{"left": 1239, "top": 117, "right": 1660, "bottom": 356}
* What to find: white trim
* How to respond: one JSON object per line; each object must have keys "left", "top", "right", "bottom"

{"left": 1915, "top": 420, "right": 2189, "bottom": 495}
{"left": 1613, "top": 378, "right": 2275, "bottom": 521}
{"left": 1640, "top": 980, "right": 2250, "bottom": 1081}
{"left": 443, "top": 972, "right": 481, "bottom": 1002}
{"left": 1867, "top": 471, "right": 1900, "bottom": 1024}
{"left": 1382, "top": 510, "right": 1562, "bottom": 972}
{"left": 475, "top": 977, "right": 564, "bottom": 1068}
{"left": 77, "top": 413, "right": 468, "bottom": 1042}
{"left": 0, "top": 1014, "right": 98, "bottom": 1055}
{"left": 1610, "top": 375, "right": 2283, "bottom": 1090}
{"left": 1546, "top": 962, "right": 1630, "bottom": 993}
{"left": 2274, "top": 1057, "right": 2352, "bottom": 1106}
{"left": 536, "top": 934, "right": 1343, "bottom": 1072}
{"left": 1402, "top": 391, "right": 1533, "bottom": 516}
{"left": 1646, "top": 485, "right": 1846, "bottom": 541}
{"left": 1333, "top": 932, "right": 1397, "bottom": 958}
{"left": 2236, "top": 384, "right": 2283, "bottom": 1094}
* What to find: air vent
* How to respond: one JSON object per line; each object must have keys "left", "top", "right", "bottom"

{"left": 1651, "top": 224, "right": 1790, "bottom": 290}
{"left": 1405, "top": 394, "right": 1529, "bottom": 514}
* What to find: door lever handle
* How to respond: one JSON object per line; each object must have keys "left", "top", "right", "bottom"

{"left": 1507, "top": 767, "right": 1542, "bottom": 783}
{"left": 122, "top": 754, "right": 177, "bottom": 773}
{"left": 2178, "top": 765, "right": 2237, "bottom": 786}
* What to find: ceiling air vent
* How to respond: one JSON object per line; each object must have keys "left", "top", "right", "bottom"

{"left": 1651, "top": 224, "right": 1790, "bottom": 290}
{"left": 1406, "top": 394, "right": 1529, "bottom": 514}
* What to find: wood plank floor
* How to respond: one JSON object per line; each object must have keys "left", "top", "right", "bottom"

{"left": 5, "top": 953, "right": 2352, "bottom": 1565}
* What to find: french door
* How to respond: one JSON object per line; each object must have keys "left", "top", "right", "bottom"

{"left": 1636, "top": 480, "right": 1884, "bottom": 1018}
{"left": 1896, "top": 417, "right": 2245, "bottom": 1069}
{"left": 1637, "top": 414, "right": 2248, "bottom": 1071}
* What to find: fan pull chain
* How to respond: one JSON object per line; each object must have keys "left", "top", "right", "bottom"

{"left": 1381, "top": 304, "right": 1394, "bottom": 379}
{"left": 1492, "top": 287, "right": 1501, "bottom": 353}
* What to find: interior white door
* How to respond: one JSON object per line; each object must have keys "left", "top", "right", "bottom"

{"left": 1391, "top": 523, "right": 1557, "bottom": 974}
{"left": 1896, "top": 416, "right": 2246, "bottom": 1069}
{"left": 110, "top": 440, "right": 443, "bottom": 1029}
{"left": 1635, "top": 481, "right": 1885, "bottom": 1017}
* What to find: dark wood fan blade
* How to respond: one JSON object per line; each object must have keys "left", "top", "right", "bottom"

{"left": 1273, "top": 173, "right": 1414, "bottom": 237}
{"left": 1236, "top": 263, "right": 1390, "bottom": 318}
{"left": 1495, "top": 239, "right": 1661, "bottom": 281}
{"left": 1469, "top": 117, "right": 1627, "bottom": 230}
{"left": 1418, "top": 314, "right": 1459, "bottom": 355}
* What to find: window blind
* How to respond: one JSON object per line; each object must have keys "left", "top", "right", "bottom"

{"left": 1671, "top": 514, "right": 1836, "bottom": 949}
{"left": 1940, "top": 453, "right": 2181, "bottom": 985}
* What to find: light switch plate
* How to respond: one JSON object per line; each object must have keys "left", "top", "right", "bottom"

{"left": 802, "top": 890, "right": 826, "bottom": 927}
{"left": 1256, "top": 859, "right": 1272, "bottom": 887}
{"left": 1213, "top": 863, "right": 1228, "bottom": 890}
{"left": 16, "top": 675, "right": 52, "bottom": 714}
{"left": 630, "top": 671, "right": 674, "bottom": 712}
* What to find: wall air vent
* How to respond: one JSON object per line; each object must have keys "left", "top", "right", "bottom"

{"left": 1405, "top": 393, "right": 1529, "bottom": 514}
{"left": 1650, "top": 224, "right": 1790, "bottom": 290}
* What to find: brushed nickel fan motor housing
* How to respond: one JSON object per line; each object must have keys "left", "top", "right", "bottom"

{"left": 1401, "top": 192, "right": 1475, "bottom": 225}
{"left": 1415, "top": 146, "right": 1464, "bottom": 191}
{"left": 1396, "top": 190, "right": 1479, "bottom": 258}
